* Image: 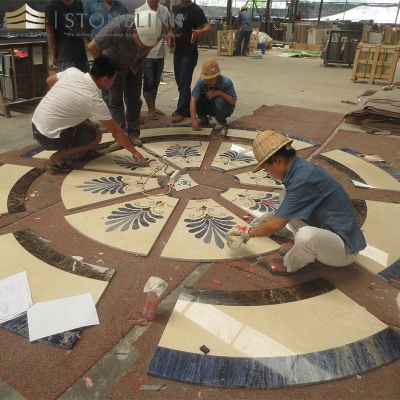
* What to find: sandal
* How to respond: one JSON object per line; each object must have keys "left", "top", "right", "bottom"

{"left": 154, "top": 109, "right": 165, "bottom": 115}
{"left": 74, "top": 150, "right": 103, "bottom": 162}
{"left": 148, "top": 113, "right": 158, "bottom": 120}
{"left": 214, "top": 123, "right": 225, "bottom": 132}
{"left": 47, "top": 162, "right": 74, "bottom": 174}
{"left": 266, "top": 258, "right": 314, "bottom": 276}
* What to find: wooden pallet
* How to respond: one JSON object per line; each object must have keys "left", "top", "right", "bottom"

{"left": 217, "top": 30, "right": 238, "bottom": 56}
{"left": 351, "top": 43, "right": 400, "bottom": 84}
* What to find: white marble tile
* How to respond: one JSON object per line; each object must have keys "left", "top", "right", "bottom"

{"left": 83, "top": 148, "right": 172, "bottom": 177}
{"left": 140, "top": 126, "right": 212, "bottom": 139}
{"left": 211, "top": 142, "right": 256, "bottom": 172}
{"left": 65, "top": 195, "right": 179, "bottom": 256}
{"left": 232, "top": 170, "right": 284, "bottom": 189}
{"left": 158, "top": 289, "right": 386, "bottom": 357}
{"left": 220, "top": 188, "right": 282, "bottom": 218}
{"left": 172, "top": 174, "right": 198, "bottom": 192}
{"left": 356, "top": 201, "right": 400, "bottom": 274}
{"left": 61, "top": 170, "right": 162, "bottom": 211}
{"left": 142, "top": 140, "right": 209, "bottom": 171}
{"left": 161, "top": 198, "right": 279, "bottom": 261}
{"left": 0, "top": 164, "right": 34, "bottom": 215}
{"left": 0, "top": 233, "right": 108, "bottom": 304}
{"left": 321, "top": 150, "right": 400, "bottom": 192}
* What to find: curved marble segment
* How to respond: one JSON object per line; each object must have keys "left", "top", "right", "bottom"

{"left": 143, "top": 141, "right": 209, "bottom": 171}
{"left": 148, "top": 282, "right": 400, "bottom": 388}
{"left": 356, "top": 201, "right": 400, "bottom": 277}
{"left": 220, "top": 188, "right": 282, "bottom": 218}
{"left": 83, "top": 148, "right": 172, "bottom": 177}
{"left": 232, "top": 170, "right": 284, "bottom": 189}
{"left": 211, "top": 142, "right": 256, "bottom": 172}
{"left": 161, "top": 198, "right": 279, "bottom": 261}
{"left": 140, "top": 126, "right": 212, "bottom": 139}
{"left": 0, "top": 232, "right": 108, "bottom": 304}
{"left": 0, "top": 164, "right": 43, "bottom": 215}
{"left": 148, "top": 329, "right": 400, "bottom": 388}
{"left": 320, "top": 150, "right": 400, "bottom": 192}
{"left": 61, "top": 170, "right": 162, "bottom": 211}
{"left": 65, "top": 195, "right": 179, "bottom": 256}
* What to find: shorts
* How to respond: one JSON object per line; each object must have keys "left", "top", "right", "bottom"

{"left": 32, "top": 122, "right": 97, "bottom": 151}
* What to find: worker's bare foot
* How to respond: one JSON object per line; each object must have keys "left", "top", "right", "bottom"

{"left": 49, "top": 153, "right": 66, "bottom": 167}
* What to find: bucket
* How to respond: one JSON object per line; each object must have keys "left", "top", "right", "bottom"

{"left": 257, "top": 43, "right": 266, "bottom": 54}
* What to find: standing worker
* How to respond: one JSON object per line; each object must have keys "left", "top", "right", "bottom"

{"left": 136, "top": 0, "right": 172, "bottom": 121}
{"left": 88, "top": 10, "right": 163, "bottom": 149}
{"left": 45, "top": 0, "right": 89, "bottom": 72}
{"left": 190, "top": 58, "right": 236, "bottom": 133}
{"left": 171, "top": 0, "right": 212, "bottom": 123}
{"left": 234, "top": 5, "right": 252, "bottom": 57}
{"left": 227, "top": 130, "right": 367, "bottom": 276}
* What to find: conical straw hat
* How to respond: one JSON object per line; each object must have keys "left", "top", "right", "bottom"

{"left": 252, "top": 130, "right": 293, "bottom": 173}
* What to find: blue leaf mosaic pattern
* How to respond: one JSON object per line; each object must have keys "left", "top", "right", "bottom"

{"left": 105, "top": 201, "right": 165, "bottom": 232}
{"left": 114, "top": 155, "right": 154, "bottom": 171}
{"left": 184, "top": 205, "right": 236, "bottom": 249}
{"left": 219, "top": 149, "right": 255, "bottom": 165}
{"left": 165, "top": 144, "right": 201, "bottom": 163}
{"left": 239, "top": 192, "right": 281, "bottom": 213}
{"left": 76, "top": 176, "right": 129, "bottom": 195}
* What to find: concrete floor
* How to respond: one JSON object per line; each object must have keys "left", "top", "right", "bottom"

{"left": 1, "top": 46, "right": 400, "bottom": 400}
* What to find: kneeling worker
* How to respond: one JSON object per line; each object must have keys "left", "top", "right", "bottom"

{"left": 32, "top": 55, "right": 147, "bottom": 172}
{"left": 227, "top": 130, "right": 367, "bottom": 276}
{"left": 190, "top": 58, "right": 236, "bottom": 132}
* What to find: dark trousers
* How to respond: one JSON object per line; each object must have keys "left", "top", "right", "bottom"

{"left": 143, "top": 58, "right": 164, "bottom": 99}
{"left": 235, "top": 30, "right": 251, "bottom": 56}
{"left": 173, "top": 56, "right": 198, "bottom": 117}
{"left": 108, "top": 69, "right": 143, "bottom": 136}
{"left": 197, "top": 95, "right": 235, "bottom": 124}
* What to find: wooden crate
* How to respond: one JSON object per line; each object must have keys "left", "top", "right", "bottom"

{"left": 249, "top": 28, "right": 259, "bottom": 52}
{"left": 217, "top": 30, "right": 238, "bottom": 56}
{"left": 351, "top": 43, "right": 400, "bottom": 84}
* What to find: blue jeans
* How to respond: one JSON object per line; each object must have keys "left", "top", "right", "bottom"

{"left": 197, "top": 95, "right": 235, "bottom": 124}
{"left": 235, "top": 30, "right": 251, "bottom": 56}
{"left": 143, "top": 58, "right": 164, "bottom": 99}
{"left": 58, "top": 60, "right": 90, "bottom": 73}
{"left": 173, "top": 56, "right": 198, "bottom": 117}
{"left": 108, "top": 69, "right": 143, "bottom": 136}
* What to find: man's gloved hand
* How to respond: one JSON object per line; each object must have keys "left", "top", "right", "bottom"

{"left": 226, "top": 225, "right": 252, "bottom": 244}
{"left": 250, "top": 210, "right": 276, "bottom": 227}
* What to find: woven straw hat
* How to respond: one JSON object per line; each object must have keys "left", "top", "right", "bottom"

{"left": 241, "top": 5, "right": 248, "bottom": 11}
{"left": 200, "top": 58, "right": 221, "bottom": 79}
{"left": 252, "top": 130, "right": 293, "bottom": 173}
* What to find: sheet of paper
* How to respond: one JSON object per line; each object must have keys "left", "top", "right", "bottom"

{"left": 27, "top": 293, "right": 99, "bottom": 342}
{"left": 0, "top": 271, "right": 32, "bottom": 323}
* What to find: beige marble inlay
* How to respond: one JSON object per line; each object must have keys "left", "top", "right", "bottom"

{"left": 356, "top": 201, "right": 400, "bottom": 274}
{"left": 161, "top": 198, "right": 279, "bottom": 261}
{"left": 232, "top": 170, "right": 284, "bottom": 189}
{"left": 143, "top": 140, "right": 209, "bottom": 171}
{"left": 0, "top": 164, "right": 34, "bottom": 215}
{"left": 211, "top": 142, "right": 256, "bottom": 172}
{"left": 141, "top": 126, "right": 212, "bottom": 139}
{"left": 61, "top": 170, "right": 161, "bottom": 211}
{"left": 321, "top": 150, "right": 400, "bottom": 192}
{"left": 65, "top": 195, "right": 179, "bottom": 256}
{"left": 158, "top": 289, "right": 386, "bottom": 357}
{"left": 84, "top": 148, "right": 173, "bottom": 177}
{"left": 220, "top": 188, "right": 282, "bottom": 218}
{"left": 0, "top": 233, "right": 108, "bottom": 304}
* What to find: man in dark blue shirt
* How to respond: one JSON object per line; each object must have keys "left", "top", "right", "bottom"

{"left": 227, "top": 130, "right": 367, "bottom": 276}
{"left": 190, "top": 58, "right": 236, "bottom": 132}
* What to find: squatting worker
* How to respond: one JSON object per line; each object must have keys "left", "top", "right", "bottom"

{"left": 88, "top": 10, "right": 164, "bottom": 150}
{"left": 190, "top": 58, "right": 236, "bottom": 132}
{"left": 32, "top": 55, "right": 147, "bottom": 173}
{"left": 227, "top": 130, "right": 367, "bottom": 276}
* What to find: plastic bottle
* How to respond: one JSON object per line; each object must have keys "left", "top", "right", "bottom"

{"left": 227, "top": 235, "right": 244, "bottom": 250}
{"left": 143, "top": 291, "right": 159, "bottom": 320}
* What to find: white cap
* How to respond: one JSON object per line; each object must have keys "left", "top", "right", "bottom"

{"left": 135, "top": 10, "right": 162, "bottom": 47}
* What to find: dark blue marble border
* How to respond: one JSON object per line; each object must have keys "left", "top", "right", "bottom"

{"left": 340, "top": 148, "right": 400, "bottom": 182}
{"left": 0, "top": 313, "right": 81, "bottom": 349}
{"left": 378, "top": 258, "right": 400, "bottom": 285}
{"left": 148, "top": 328, "right": 400, "bottom": 388}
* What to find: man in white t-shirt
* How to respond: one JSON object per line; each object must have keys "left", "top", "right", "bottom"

{"left": 136, "top": 0, "right": 172, "bottom": 120}
{"left": 32, "top": 55, "right": 147, "bottom": 173}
